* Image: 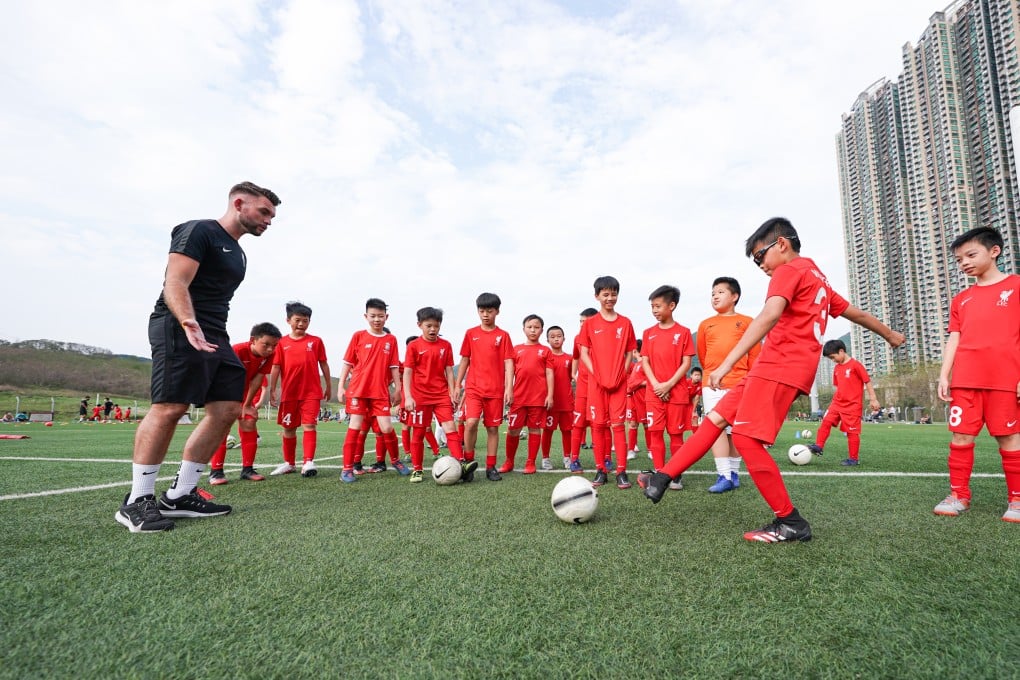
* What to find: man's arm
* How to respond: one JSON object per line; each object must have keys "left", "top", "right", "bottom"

{"left": 162, "top": 253, "right": 216, "bottom": 352}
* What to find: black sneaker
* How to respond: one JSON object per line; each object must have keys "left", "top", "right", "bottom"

{"left": 239, "top": 467, "right": 266, "bottom": 481}
{"left": 486, "top": 466, "right": 502, "bottom": 482}
{"left": 616, "top": 472, "right": 632, "bottom": 489}
{"left": 636, "top": 471, "right": 672, "bottom": 503}
{"left": 368, "top": 461, "right": 387, "bottom": 473}
{"left": 115, "top": 494, "right": 174, "bottom": 533}
{"left": 208, "top": 469, "right": 227, "bottom": 486}
{"left": 460, "top": 460, "right": 478, "bottom": 481}
{"left": 157, "top": 489, "right": 232, "bottom": 519}
{"left": 807, "top": 444, "right": 823, "bottom": 456}
{"left": 592, "top": 470, "right": 608, "bottom": 487}
{"left": 743, "top": 517, "right": 812, "bottom": 543}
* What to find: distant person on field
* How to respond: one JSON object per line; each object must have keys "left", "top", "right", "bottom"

{"left": 454, "top": 292, "right": 514, "bottom": 482}
{"left": 208, "top": 322, "right": 282, "bottom": 485}
{"left": 639, "top": 217, "right": 904, "bottom": 544}
{"left": 91, "top": 405, "right": 103, "bottom": 421}
{"left": 498, "top": 314, "right": 554, "bottom": 475}
{"left": 696, "top": 276, "right": 761, "bottom": 493}
{"left": 807, "top": 339, "right": 880, "bottom": 466}
{"left": 542, "top": 325, "right": 574, "bottom": 470}
{"left": 115, "top": 180, "right": 280, "bottom": 533}
{"left": 124, "top": 407, "right": 132, "bottom": 421}
{"left": 933, "top": 227, "right": 1020, "bottom": 523}
{"left": 578, "top": 275, "right": 638, "bottom": 489}
{"left": 113, "top": 404, "right": 123, "bottom": 422}
{"left": 338, "top": 299, "right": 407, "bottom": 482}
{"left": 103, "top": 397, "right": 113, "bottom": 421}
{"left": 625, "top": 343, "right": 649, "bottom": 461}
{"left": 268, "top": 301, "right": 331, "bottom": 478}
{"left": 79, "top": 397, "right": 89, "bottom": 423}
{"left": 1, "top": 412, "right": 13, "bottom": 423}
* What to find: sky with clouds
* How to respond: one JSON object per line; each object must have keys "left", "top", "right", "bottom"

{"left": 1, "top": 0, "right": 944, "bottom": 360}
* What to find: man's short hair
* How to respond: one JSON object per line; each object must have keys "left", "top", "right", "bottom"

{"left": 950, "top": 226, "right": 1004, "bottom": 255}
{"left": 286, "top": 301, "right": 312, "bottom": 318}
{"left": 476, "top": 292, "right": 501, "bottom": 310}
{"left": 230, "top": 181, "right": 281, "bottom": 207}
{"left": 250, "top": 322, "right": 282, "bottom": 339}
{"left": 745, "top": 217, "right": 801, "bottom": 257}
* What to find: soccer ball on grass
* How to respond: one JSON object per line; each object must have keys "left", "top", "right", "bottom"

{"left": 551, "top": 476, "right": 598, "bottom": 524}
{"left": 788, "top": 444, "right": 813, "bottom": 466}
{"left": 432, "top": 455, "right": 462, "bottom": 485}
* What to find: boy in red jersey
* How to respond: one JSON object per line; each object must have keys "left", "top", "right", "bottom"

{"left": 209, "top": 322, "right": 281, "bottom": 484}
{"left": 579, "top": 276, "right": 638, "bottom": 489}
{"left": 338, "top": 299, "right": 408, "bottom": 482}
{"left": 567, "top": 308, "right": 598, "bottom": 473}
{"left": 807, "top": 339, "right": 880, "bottom": 466}
{"left": 499, "top": 315, "right": 555, "bottom": 475}
{"left": 268, "top": 302, "right": 331, "bottom": 478}
{"left": 933, "top": 227, "right": 1020, "bottom": 523}
{"left": 639, "top": 217, "right": 904, "bottom": 543}
{"left": 625, "top": 344, "right": 649, "bottom": 461}
{"left": 454, "top": 292, "right": 514, "bottom": 482}
{"left": 641, "top": 285, "right": 695, "bottom": 490}
{"left": 697, "top": 276, "right": 761, "bottom": 493}
{"left": 684, "top": 367, "right": 702, "bottom": 432}
{"left": 403, "top": 307, "right": 472, "bottom": 483}
{"left": 542, "top": 325, "right": 574, "bottom": 470}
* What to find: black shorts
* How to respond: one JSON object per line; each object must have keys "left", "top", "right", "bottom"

{"left": 148, "top": 313, "right": 245, "bottom": 406}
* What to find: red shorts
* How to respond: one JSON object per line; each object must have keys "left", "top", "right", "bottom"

{"left": 645, "top": 396, "right": 686, "bottom": 433}
{"left": 714, "top": 376, "right": 800, "bottom": 445}
{"left": 347, "top": 396, "right": 391, "bottom": 418}
{"left": 463, "top": 391, "right": 503, "bottom": 427}
{"left": 277, "top": 399, "right": 319, "bottom": 428}
{"left": 507, "top": 405, "right": 546, "bottom": 430}
{"left": 948, "top": 387, "right": 1020, "bottom": 437}
{"left": 407, "top": 402, "right": 454, "bottom": 428}
{"left": 588, "top": 382, "right": 628, "bottom": 428}
{"left": 544, "top": 410, "right": 572, "bottom": 430}
{"left": 573, "top": 384, "right": 590, "bottom": 428}
{"left": 822, "top": 408, "right": 861, "bottom": 434}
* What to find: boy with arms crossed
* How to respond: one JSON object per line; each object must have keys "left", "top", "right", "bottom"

{"left": 454, "top": 293, "right": 514, "bottom": 482}
{"left": 269, "top": 302, "right": 331, "bottom": 478}
{"left": 499, "top": 315, "right": 555, "bottom": 474}
{"left": 641, "top": 285, "right": 695, "bottom": 490}
{"left": 808, "top": 339, "right": 880, "bottom": 466}
{"left": 933, "top": 227, "right": 1020, "bottom": 522}
{"left": 542, "top": 325, "right": 574, "bottom": 470}
{"left": 578, "top": 276, "right": 638, "bottom": 489}
{"left": 403, "top": 307, "right": 471, "bottom": 483}
{"left": 639, "top": 218, "right": 904, "bottom": 543}
{"left": 209, "top": 322, "right": 282, "bottom": 484}
{"left": 338, "top": 299, "right": 408, "bottom": 482}
{"left": 697, "top": 277, "right": 760, "bottom": 493}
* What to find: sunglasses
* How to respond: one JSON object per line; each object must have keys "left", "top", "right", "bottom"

{"left": 751, "top": 239, "right": 780, "bottom": 266}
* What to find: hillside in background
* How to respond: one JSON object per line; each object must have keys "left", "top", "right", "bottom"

{"left": 0, "top": 340, "right": 151, "bottom": 397}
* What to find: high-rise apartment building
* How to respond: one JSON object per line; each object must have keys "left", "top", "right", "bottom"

{"left": 837, "top": 0, "right": 1020, "bottom": 370}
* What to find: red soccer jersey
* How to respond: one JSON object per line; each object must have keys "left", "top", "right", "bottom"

{"left": 948, "top": 274, "right": 1020, "bottom": 391}
{"left": 748, "top": 257, "right": 849, "bottom": 394}
{"left": 459, "top": 325, "right": 514, "bottom": 397}
{"left": 572, "top": 335, "right": 590, "bottom": 392}
{"left": 343, "top": 330, "right": 400, "bottom": 401}
{"left": 512, "top": 343, "right": 554, "bottom": 407}
{"left": 830, "top": 358, "right": 869, "bottom": 411}
{"left": 234, "top": 341, "right": 275, "bottom": 384}
{"left": 578, "top": 313, "right": 637, "bottom": 390}
{"left": 405, "top": 336, "right": 455, "bottom": 405}
{"left": 274, "top": 334, "right": 328, "bottom": 401}
{"left": 641, "top": 323, "right": 695, "bottom": 404}
{"left": 549, "top": 351, "right": 574, "bottom": 411}
{"left": 687, "top": 379, "right": 702, "bottom": 402}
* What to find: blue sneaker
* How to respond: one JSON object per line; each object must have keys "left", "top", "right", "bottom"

{"left": 708, "top": 474, "right": 734, "bottom": 493}
{"left": 729, "top": 471, "right": 740, "bottom": 489}
{"left": 340, "top": 470, "right": 357, "bottom": 483}
{"left": 807, "top": 444, "right": 823, "bottom": 456}
{"left": 840, "top": 458, "right": 859, "bottom": 466}
{"left": 392, "top": 460, "right": 412, "bottom": 476}
{"left": 569, "top": 459, "right": 584, "bottom": 474}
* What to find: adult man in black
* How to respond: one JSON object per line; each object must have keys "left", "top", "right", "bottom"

{"left": 115, "top": 181, "right": 281, "bottom": 533}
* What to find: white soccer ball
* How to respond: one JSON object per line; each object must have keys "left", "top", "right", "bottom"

{"left": 551, "top": 476, "right": 599, "bottom": 524}
{"left": 788, "top": 444, "right": 813, "bottom": 466}
{"left": 226, "top": 434, "right": 238, "bottom": 449}
{"left": 801, "top": 429, "right": 813, "bottom": 439}
{"left": 432, "top": 455, "right": 462, "bottom": 485}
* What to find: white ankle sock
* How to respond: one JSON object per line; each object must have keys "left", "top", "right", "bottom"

{"left": 128, "top": 464, "right": 161, "bottom": 503}
{"left": 165, "top": 461, "right": 205, "bottom": 500}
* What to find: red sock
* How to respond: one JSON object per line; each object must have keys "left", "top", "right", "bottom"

{"left": 446, "top": 431, "right": 464, "bottom": 460}
{"left": 302, "top": 430, "right": 317, "bottom": 462}
{"left": 669, "top": 432, "right": 683, "bottom": 455}
{"left": 643, "top": 426, "right": 652, "bottom": 451}
{"left": 375, "top": 430, "right": 386, "bottom": 464}
{"left": 503, "top": 434, "right": 519, "bottom": 469}
{"left": 648, "top": 429, "right": 666, "bottom": 470}
{"left": 541, "top": 428, "right": 554, "bottom": 457}
{"left": 458, "top": 422, "right": 465, "bottom": 440}
{"left": 282, "top": 436, "right": 297, "bottom": 466}
{"left": 847, "top": 432, "right": 860, "bottom": 460}
{"left": 527, "top": 432, "right": 541, "bottom": 466}
{"left": 948, "top": 442, "right": 975, "bottom": 501}
{"left": 239, "top": 430, "right": 258, "bottom": 467}
{"left": 411, "top": 428, "right": 425, "bottom": 471}
{"left": 342, "top": 428, "right": 361, "bottom": 470}
{"left": 384, "top": 430, "right": 400, "bottom": 464}
{"left": 999, "top": 449, "right": 1020, "bottom": 502}
{"left": 402, "top": 427, "right": 411, "bottom": 455}
{"left": 592, "top": 426, "right": 608, "bottom": 469}
{"left": 732, "top": 432, "right": 794, "bottom": 517}
{"left": 661, "top": 420, "right": 721, "bottom": 478}
{"left": 816, "top": 420, "right": 833, "bottom": 449}
{"left": 424, "top": 429, "right": 440, "bottom": 455}
{"left": 560, "top": 429, "right": 572, "bottom": 457}
{"left": 612, "top": 426, "right": 627, "bottom": 471}
{"left": 627, "top": 427, "right": 637, "bottom": 451}
{"left": 210, "top": 439, "right": 227, "bottom": 469}
{"left": 569, "top": 426, "right": 585, "bottom": 461}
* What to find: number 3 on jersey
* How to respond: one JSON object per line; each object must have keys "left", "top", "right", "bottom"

{"left": 812, "top": 285, "right": 829, "bottom": 345}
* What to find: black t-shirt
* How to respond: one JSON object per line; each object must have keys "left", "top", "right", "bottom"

{"left": 152, "top": 219, "right": 246, "bottom": 334}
